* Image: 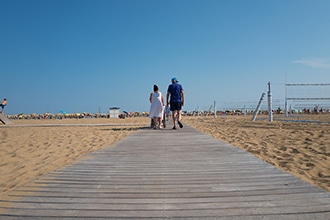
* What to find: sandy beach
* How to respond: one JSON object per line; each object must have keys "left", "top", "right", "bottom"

{"left": 0, "top": 117, "right": 150, "bottom": 203}
{"left": 185, "top": 114, "right": 330, "bottom": 192}
{"left": 0, "top": 114, "right": 329, "bottom": 207}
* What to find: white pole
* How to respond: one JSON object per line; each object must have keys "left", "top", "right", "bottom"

{"left": 214, "top": 101, "right": 217, "bottom": 118}
{"left": 289, "top": 104, "right": 292, "bottom": 116}
{"left": 285, "top": 99, "right": 288, "bottom": 117}
{"left": 285, "top": 74, "right": 288, "bottom": 117}
{"left": 206, "top": 105, "right": 213, "bottom": 117}
{"left": 268, "top": 81, "right": 273, "bottom": 122}
{"left": 252, "top": 93, "right": 265, "bottom": 121}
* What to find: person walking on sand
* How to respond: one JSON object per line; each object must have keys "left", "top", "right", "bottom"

{"left": 149, "top": 85, "right": 165, "bottom": 129}
{"left": 166, "top": 77, "right": 184, "bottom": 129}
{"left": 0, "top": 98, "right": 7, "bottom": 114}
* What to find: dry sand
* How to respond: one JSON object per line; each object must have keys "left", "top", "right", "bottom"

{"left": 185, "top": 114, "right": 330, "bottom": 192}
{"left": 0, "top": 117, "right": 150, "bottom": 203}
{"left": 0, "top": 114, "right": 329, "bottom": 208}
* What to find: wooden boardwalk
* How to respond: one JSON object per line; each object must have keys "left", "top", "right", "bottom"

{"left": 0, "top": 122, "right": 329, "bottom": 219}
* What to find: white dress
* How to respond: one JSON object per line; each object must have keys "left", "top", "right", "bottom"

{"left": 149, "top": 92, "right": 164, "bottom": 118}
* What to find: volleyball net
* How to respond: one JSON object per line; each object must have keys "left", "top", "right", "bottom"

{"left": 285, "top": 83, "right": 330, "bottom": 113}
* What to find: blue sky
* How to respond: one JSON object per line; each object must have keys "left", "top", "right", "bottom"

{"left": 1, "top": 0, "right": 330, "bottom": 114}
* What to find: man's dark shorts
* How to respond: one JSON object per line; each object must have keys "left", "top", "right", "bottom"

{"left": 170, "top": 102, "right": 182, "bottom": 111}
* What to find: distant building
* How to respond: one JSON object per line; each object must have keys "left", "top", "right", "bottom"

{"left": 109, "top": 107, "right": 120, "bottom": 118}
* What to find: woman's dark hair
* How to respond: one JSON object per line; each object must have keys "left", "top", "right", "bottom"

{"left": 153, "top": 85, "right": 158, "bottom": 91}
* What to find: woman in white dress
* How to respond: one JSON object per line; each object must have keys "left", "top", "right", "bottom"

{"left": 149, "top": 85, "right": 165, "bottom": 129}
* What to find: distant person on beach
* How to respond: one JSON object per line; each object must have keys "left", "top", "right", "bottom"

{"left": 166, "top": 77, "right": 184, "bottom": 129}
{"left": 149, "top": 85, "right": 165, "bottom": 129}
{"left": 0, "top": 98, "right": 7, "bottom": 114}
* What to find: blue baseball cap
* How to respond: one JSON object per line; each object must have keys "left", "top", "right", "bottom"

{"left": 171, "top": 77, "right": 179, "bottom": 82}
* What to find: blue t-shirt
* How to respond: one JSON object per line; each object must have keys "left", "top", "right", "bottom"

{"left": 167, "top": 83, "right": 183, "bottom": 102}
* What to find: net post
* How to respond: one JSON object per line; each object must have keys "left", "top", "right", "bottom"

{"left": 252, "top": 93, "right": 265, "bottom": 121}
{"left": 268, "top": 81, "right": 273, "bottom": 122}
{"left": 214, "top": 101, "right": 217, "bottom": 118}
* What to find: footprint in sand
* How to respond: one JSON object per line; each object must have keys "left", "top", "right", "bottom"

{"left": 300, "top": 162, "right": 315, "bottom": 170}
{"left": 291, "top": 148, "right": 300, "bottom": 154}
{"left": 318, "top": 171, "right": 330, "bottom": 178}
{"left": 279, "top": 146, "right": 287, "bottom": 151}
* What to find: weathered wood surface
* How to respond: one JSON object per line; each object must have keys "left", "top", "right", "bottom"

{"left": 0, "top": 122, "right": 329, "bottom": 219}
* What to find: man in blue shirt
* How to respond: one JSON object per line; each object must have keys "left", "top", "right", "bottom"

{"left": 166, "top": 77, "right": 184, "bottom": 129}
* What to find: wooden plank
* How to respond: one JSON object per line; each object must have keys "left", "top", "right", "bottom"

{"left": 0, "top": 122, "right": 329, "bottom": 219}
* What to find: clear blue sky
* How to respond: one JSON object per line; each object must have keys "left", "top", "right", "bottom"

{"left": 1, "top": 0, "right": 330, "bottom": 114}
